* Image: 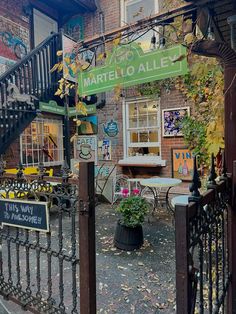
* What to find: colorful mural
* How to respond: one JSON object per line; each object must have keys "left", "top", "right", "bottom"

{"left": 0, "top": 15, "right": 29, "bottom": 75}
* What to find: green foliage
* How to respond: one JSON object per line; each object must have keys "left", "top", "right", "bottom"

{"left": 116, "top": 196, "right": 150, "bottom": 228}
{"left": 138, "top": 78, "right": 175, "bottom": 98}
{"left": 181, "top": 116, "right": 208, "bottom": 165}
{"left": 176, "top": 56, "right": 224, "bottom": 162}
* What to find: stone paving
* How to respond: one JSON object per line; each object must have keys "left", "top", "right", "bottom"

{"left": 0, "top": 192, "right": 184, "bottom": 313}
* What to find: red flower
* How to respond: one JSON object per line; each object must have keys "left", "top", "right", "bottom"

{"left": 121, "top": 188, "right": 129, "bottom": 197}
{"left": 132, "top": 188, "right": 140, "bottom": 195}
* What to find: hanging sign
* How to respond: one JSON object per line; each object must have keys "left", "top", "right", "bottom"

{"left": 39, "top": 100, "right": 65, "bottom": 115}
{"left": 39, "top": 101, "right": 96, "bottom": 117}
{"left": 78, "top": 44, "right": 188, "bottom": 96}
{"left": 74, "top": 135, "right": 97, "bottom": 164}
{"left": 103, "top": 119, "right": 119, "bottom": 137}
{"left": 0, "top": 199, "right": 49, "bottom": 232}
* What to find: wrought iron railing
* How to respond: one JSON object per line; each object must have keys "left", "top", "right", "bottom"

{"left": 0, "top": 32, "right": 61, "bottom": 106}
{"left": 0, "top": 160, "right": 97, "bottom": 314}
{"left": 0, "top": 32, "right": 61, "bottom": 155}
{"left": 175, "top": 155, "right": 231, "bottom": 314}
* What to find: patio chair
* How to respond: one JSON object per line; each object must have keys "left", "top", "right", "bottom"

{"left": 95, "top": 164, "right": 116, "bottom": 204}
{"left": 112, "top": 174, "right": 130, "bottom": 205}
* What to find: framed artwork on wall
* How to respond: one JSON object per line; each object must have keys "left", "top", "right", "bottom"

{"left": 162, "top": 107, "right": 190, "bottom": 137}
{"left": 171, "top": 147, "right": 193, "bottom": 181}
{"left": 74, "top": 135, "right": 97, "bottom": 165}
{"left": 98, "top": 139, "right": 112, "bottom": 161}
{"left": 77, "top": 116, "right": 98, "bottom": 135}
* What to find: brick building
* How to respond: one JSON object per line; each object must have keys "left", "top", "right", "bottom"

{"left": 0, "top": 0, "right": 192, "bottom": 179}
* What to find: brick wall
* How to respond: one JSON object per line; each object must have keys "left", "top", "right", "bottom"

{"left": 80, "top": 0, "right": 191, "bottom": 178}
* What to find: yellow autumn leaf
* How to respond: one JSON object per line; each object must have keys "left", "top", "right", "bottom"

{"left": 50, "top": 63, "right": 59, "bottom": 73}
{"left": 56, "top": 50, "right": 63, "bottom": 56}
{"left": 113, "top": 33, "right": 122, "bottom": 46}
{"left": 76, "top": 101, "right": 87, "bottom": 115}
{"left": 81, "top": 62, "right": 90, "bottom": 71}
{"left": 97, "top": 52, "right": 106, "bottom": 61}
{"left": 184, "top": 33, "right": 195, "bottom": 45}
{"left": 54, "top": 89, "right": 62, "bottom": 96}
{"left": 57, "top": 63, "right": 64, "bottom": 72}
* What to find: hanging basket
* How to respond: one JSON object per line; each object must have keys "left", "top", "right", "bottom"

{"left": 114, "top": 220, "right": 143, "bottom": 251}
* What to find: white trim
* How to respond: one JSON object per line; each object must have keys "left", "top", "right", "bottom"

{"left": 122, "top": 97, "right": 162, "bottom": 162}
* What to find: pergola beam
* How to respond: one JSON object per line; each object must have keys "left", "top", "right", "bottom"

{"left": 78, "top": 2, "right": 197, "bottom": 52}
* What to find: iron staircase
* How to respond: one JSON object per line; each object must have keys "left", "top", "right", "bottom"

{"left": 0, "top": 32, "right": 62, "bottom": 155}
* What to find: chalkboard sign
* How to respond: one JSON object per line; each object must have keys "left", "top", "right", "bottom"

{"left": 0, "top": 199, "right": 49, "bottom": 232}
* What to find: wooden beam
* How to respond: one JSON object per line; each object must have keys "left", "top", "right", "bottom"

{"left": 79, "top": 2, "right": 197, "bottom": 48}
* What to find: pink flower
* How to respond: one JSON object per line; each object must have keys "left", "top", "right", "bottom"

{"left": 132, "top": 188, "right": 140, "bottom": 196}
{"left": 121, "top": 188, "right": 129, "bottom": 197}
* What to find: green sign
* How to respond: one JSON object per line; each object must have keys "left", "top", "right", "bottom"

{"left": 40, "top": 100, "right": 65, "bottom": 115}
{"left": 68, "top": 104, "right": 96, "bottom": 117}
{"left": 39, "top": 101, "right": 96, "bottom": 117}
{"left": 78, "top": 44, "right": 188, "bottom": 96}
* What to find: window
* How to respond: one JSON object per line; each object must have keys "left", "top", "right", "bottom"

{"left": 21, "top": 118, "right": 64, "bottom": 166}
{"left": 120, "top": 0, "right": 159, "bottom": 51}
{"left": 122, "top": 98, "right": 164, "bottom": 164}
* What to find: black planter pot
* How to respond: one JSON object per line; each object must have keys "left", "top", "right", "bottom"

{"left": 114, "top": 220, "right": 143, "bottom": 251}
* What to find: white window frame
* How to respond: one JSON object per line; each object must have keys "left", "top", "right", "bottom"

{"left": 120, "top": 0, "right": 159, "bottom": 51}
{"left": 20, "top": 118, "right": 64, "bottom": 167}
{"left": 120, "top": 0, "right": 159, "bottom": 27}
{"left": 120, "top": 97, "right": 166, "bottom": 166}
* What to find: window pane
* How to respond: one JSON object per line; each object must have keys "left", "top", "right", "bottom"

{"left": 128, "top": 146, "right": 160, "bottom": 157}
{"left": 128, "top": 103, "right": 138, "bottom": 128}
{"left": 125, "top": 0, "right": 157, "bottom": 51}
{"left": 149, "top": 130, "right": 158, "bottom": 142}
{"left": 21, "top": 118, "right": 63, "bottom": 166}
{"left": 130, "top": 131, "right": 139, "bottom": 143}
{"left": 126, "top": 0, "right": 156, "bottom": 23}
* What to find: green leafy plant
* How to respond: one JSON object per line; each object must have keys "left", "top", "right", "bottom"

{"left": 181, "top": 115, "right": 208, "bottom": 166}
{"left": 116, "top": 196, "right": 150, "bottom": 228}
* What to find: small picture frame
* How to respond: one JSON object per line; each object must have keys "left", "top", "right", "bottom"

{"left": 162, "top": 107, "right": 190, "bottom": 137}
{"left": 171, "top": 147, "right": 193, "bottom": 181}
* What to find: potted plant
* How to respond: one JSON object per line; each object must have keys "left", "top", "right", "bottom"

{"left": 114, "top": 190, "right": 150, "bottom": 251}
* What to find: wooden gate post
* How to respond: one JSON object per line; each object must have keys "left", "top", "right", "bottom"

{"left": 175, "top": 203, "right": 192, "bottom": 314}
{"left": 79, "top": 162, "right": 96, "bottom": 314}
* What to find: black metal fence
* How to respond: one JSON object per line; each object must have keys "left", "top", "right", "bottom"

{"left": 175, "top": 156, "right": 231, "bottom": 313}
{"left": 0, "top": 161, "right": 96, "bottom": 314}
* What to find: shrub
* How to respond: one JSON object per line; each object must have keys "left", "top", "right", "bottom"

{"left": 116, "top": 196, "right": 150, "bottom": 228}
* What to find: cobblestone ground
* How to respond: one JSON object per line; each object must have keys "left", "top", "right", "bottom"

{"left": 0, "top": 202, "right": 177, "bottom": 314}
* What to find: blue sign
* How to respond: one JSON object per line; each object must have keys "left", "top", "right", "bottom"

{"left": 0, "top": 199, "right": 49, "bottom": 232}
{"left": 103, "top": 119, "right": 119, "bottom": 137}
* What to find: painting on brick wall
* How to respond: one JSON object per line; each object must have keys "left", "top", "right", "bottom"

{"left": 172, "top": 148, "right": 193, "bottom": 181}
{"left": 162, "top": 107, "right": 190, "bottom": 137}
{"left": 98, "top": 139, "right": 112, "bottom": 161}
{"left": 0, "top": 15, "right": 29, "bottom": 74}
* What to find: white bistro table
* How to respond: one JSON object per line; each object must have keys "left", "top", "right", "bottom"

{"left": 140, "top": 177, "right": 182, "bottom": 214}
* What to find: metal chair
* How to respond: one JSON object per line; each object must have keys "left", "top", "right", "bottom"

{"left": 112, "top": 174, "right": 130, "bottom": 204}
